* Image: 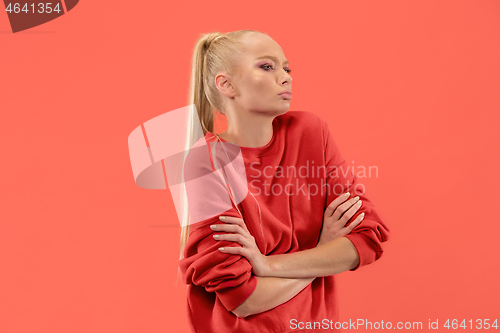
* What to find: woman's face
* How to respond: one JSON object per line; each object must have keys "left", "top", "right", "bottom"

{"left": 223, "top": 34, "right": 293, "bottom": 116}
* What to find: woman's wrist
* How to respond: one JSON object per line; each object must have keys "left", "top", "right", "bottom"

{"left": 265, "top": 253, "right": 283, "bottom": 277}
{"left": 257, "top": 254, "right": 274, "bottom": 277}
{"left": 263, "top": 254, "right": 317, "bottom": 280}
{"left": 260, "top": 238, "right": 359, "bottom": 279}
{"left": 265, "top": 250, "right": 318, "bottom": 278}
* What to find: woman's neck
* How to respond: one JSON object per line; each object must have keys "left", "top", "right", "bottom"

{"left": 218, "top": 115, "right": 275, "bottom": 148}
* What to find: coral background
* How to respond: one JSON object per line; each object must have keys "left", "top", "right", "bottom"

{"left": 1, "top": 0, "right": 499, "bottom": 331}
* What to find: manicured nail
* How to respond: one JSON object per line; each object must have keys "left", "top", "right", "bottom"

{"left": 219, "top": 216, "right": 226, "bottom": 221}
{"left": 210, "top": 225, "right": 217, "bottom": 230}
{"left": 353, "top": 196, "right": 360, "bottom": 202}
{"left": 213, "top": 234, "right": 220, "bottom": 239}
{"left": 218, "top": 247, "right": 225, "bottom": 251}
{"left": 360, "top": 212, "right": 365, "bottom": 219}
{"left": 344, "top": 192, "right": 350, "bottom": 197}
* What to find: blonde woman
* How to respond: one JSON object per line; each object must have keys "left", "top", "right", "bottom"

{"left": 178, "top": 29, "right": 390, "bottom": 333}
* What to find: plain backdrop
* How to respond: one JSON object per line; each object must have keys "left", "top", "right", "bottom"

{"left": 1, "top": 0, "right": 499, "bottom": 332}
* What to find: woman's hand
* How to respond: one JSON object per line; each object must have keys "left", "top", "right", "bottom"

{"left": 317, "top": 191, "right": 365, "bottom": 247}
{"left": 210, "top": 216, "right": 271, "bottom": 277}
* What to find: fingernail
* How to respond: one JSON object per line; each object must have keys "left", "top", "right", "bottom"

{"left": 357, "top": 200, "right": 363, "bottom": 206}
{"left": 218, "top": 247, "right": 225, "bottom": 251}
{"left": 219, "top": 216, "right": 226, "bottom": 221}
{"left": 353, "top": 196, "right": 360, "bottom": 202}
{"left": 213, "top": 234, "right": 220, "bottom": 239}
{"left": 210, "top": 225, "right": 217, "bottom": 230}
{"left": 344, "top": 192, "right": 350, "bottom": 197}
{"left": 360, "top": 212, "right": 365, "bottom": 219}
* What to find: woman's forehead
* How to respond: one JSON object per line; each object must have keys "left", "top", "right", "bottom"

{"left": 241, "top": 36, "right": 287, "bottom": 63}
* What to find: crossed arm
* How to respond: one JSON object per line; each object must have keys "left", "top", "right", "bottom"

{"left": 210, "top": 192, "right": 364, "bottom": 318}
{"left": 228, "top": 237, "right": 359, "bottom": 318}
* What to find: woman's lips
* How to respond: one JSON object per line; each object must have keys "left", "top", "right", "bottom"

{"left": 280, "top": 93, "right": 292, "bottom": 100}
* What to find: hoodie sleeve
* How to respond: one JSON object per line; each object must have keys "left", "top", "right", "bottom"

{"left": 178, "top": 140, "right": 257, "bottom": 312}
{"left": 321, "top": 119, "right": 391, "bottom": 271}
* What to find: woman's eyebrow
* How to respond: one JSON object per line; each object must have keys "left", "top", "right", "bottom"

{"left": 255, "top": 55, "right": 289, "bottom": 65}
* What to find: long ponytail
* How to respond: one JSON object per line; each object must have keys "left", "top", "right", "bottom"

{"left": 175, "top": 29, "right": 270, "bottom": 286}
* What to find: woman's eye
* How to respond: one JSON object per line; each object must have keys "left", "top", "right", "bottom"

{"left": 261, "top": 64, "right": 292, "bottom": 74}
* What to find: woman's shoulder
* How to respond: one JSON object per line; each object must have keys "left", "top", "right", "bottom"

{"left": 183, "top": 136, "right": 214, "bottom": 175}
{"left": 184, "top": 134, "right": 240, "bottom": 175}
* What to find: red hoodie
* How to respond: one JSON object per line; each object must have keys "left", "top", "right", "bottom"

{"left": 179, "top": 110, "right": 390, "bottom": 333}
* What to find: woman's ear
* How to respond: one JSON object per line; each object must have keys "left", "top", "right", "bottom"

{"left": 215, "top": 73, "right": 237, "bottom": 98}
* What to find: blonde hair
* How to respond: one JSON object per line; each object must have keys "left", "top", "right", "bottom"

{"left": 176, "top": 29, "right": 271, "bottom": 285}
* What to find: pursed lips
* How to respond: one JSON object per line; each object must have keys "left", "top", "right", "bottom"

{"left": 279, "top": 90, "right": 292, "bottom": 99}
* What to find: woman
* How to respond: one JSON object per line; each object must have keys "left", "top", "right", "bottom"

{"left": 178, "top": 29, "right": 390, "bottom": 333}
